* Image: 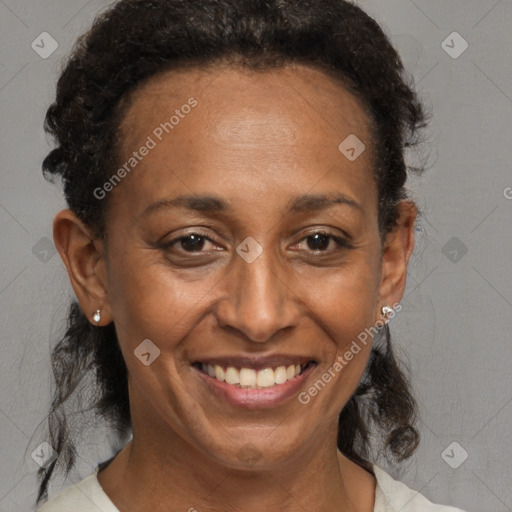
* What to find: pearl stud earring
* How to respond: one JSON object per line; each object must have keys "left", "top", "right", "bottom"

{"left": 381, "top": 305, "right": 394, "bottom": 317}
{"left": 93, "top": 309, "right": 101, "bottom": 323}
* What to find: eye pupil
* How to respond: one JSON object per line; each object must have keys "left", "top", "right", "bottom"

{"left": 181, "top": 234, "right": 205, "bottom": 252}
{"left": 307, "top": 233, "right": 330, "bottom": 251}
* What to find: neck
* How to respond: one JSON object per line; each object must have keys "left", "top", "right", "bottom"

{"left": 99, "top": 432, "right": 375, "bottom": 512}
{"left": 97, "top": 394, "right": 376, "bottom": 512}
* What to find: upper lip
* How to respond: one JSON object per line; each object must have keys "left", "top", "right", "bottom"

{"left": 193, "top": 354, "right": 317, "bottom": 370}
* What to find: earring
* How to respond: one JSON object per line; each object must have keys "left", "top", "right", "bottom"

{"left": 93, "top": 309, "right": 101, "bottom": 324}
{"left": 381, "top": 305, "right": 394, "bottom": 317}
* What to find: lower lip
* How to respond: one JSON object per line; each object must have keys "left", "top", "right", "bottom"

{"left": 193, "top": 364, "right": 316, "bottom": 409}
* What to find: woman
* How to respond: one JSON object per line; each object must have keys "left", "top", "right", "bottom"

{"left": 34, "top": 0, "right": 466, "bottom": 510}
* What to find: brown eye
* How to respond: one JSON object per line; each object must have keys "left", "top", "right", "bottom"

{"left": 178, "top": 234, "right": 207, "bottom": 252}
{"left": 160, "top": 231, "right": 219, "bottom": 254}
{"left": 306, "top": 233, "right": 331, "bottom": 251}
{"left": 297, "top": 230, "right": 352, "bottom": 254}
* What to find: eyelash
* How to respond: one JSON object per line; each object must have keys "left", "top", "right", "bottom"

{"left": 160, "top": 229, "right": 353, "bottom": 255}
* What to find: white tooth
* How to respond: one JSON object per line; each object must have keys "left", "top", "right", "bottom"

{"left": 214, "top": 365, "right": 225, "bottom": 381}
{"left": 239, "top": 368, "right": 257, "bottom": 387}
{"left": 274, "top": 366, "right": 288, "bottom": 384}
{"left": 257, "top": 368, "right": 275, "bottom": 387}
{"left": 225, "top": 366, "right": 240, "bottom": 385}
{"left": 214, "top": 364, "right": 303, "bottom": 387}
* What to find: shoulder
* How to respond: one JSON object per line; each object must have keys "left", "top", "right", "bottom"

{"left": 35, "top": 471, "right": 119, "bottom": 512}
{"left": 372, "top": 464, "right": 466, "bottom": 512}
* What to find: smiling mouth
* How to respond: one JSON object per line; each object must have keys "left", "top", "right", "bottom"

{"left": 192, "top": 361, "right": 316, "bottom": 390}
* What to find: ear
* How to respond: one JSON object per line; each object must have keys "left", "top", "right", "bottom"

{"left": 376, "top": 200, "right": 417, "bottom": 320}
{"left": 52, "top": 209, "right": 112, "bottom": 326}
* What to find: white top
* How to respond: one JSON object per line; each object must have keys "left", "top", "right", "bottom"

{"left": 36, "top": 463, "right": 466, "bottom": 512}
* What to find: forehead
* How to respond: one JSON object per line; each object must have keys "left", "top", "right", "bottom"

{"left": 109, "top": 62, "right": 377, "bottom": 223}
{"left": 118, "top": 62, "right": 373, "bottom": 153}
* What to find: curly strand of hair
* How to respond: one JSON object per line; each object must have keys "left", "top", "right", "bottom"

{"left": 337, "top": 324, "right": 419, "bottom": 472}
{"left": 371, "top": 325, "right": 420, "bottom": 462}
{"left": 36, "top": 301, "right": 130, "bottom": 504}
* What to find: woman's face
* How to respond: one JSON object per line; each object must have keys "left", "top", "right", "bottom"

{"left": 62, "top": 63, "right": 414, "bottom": 468}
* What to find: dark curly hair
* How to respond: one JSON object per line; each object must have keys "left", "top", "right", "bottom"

{"left": 36, "top": 0, "right": 429, "bottom": 505}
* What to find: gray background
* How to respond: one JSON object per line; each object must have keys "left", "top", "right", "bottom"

{"left": 1, "top": 0, "right": 511, "bottom": 510}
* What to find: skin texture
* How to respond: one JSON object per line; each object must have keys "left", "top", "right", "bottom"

{"left": 53, "top": 63, "right": 417, "bottom": 512}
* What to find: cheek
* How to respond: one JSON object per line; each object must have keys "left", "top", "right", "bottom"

{"left": 299, "top": 283, "right": 376, "bottom": 420}
{"left": 297, "top": 256, "right": 380, "bottom": 408}
{"left": 106, "top": 250, "right": 221, "bottom": 349}
{"left": 302, "top": 255, "right": 381, "bottom": 337}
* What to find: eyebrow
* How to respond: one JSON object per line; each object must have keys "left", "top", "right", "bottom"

{"left": 139, "top": 192, "right": 362, "bottom": 219}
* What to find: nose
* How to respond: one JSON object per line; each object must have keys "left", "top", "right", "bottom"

{"left": 215, "top": 244, "right": 302, "bottom": 343}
